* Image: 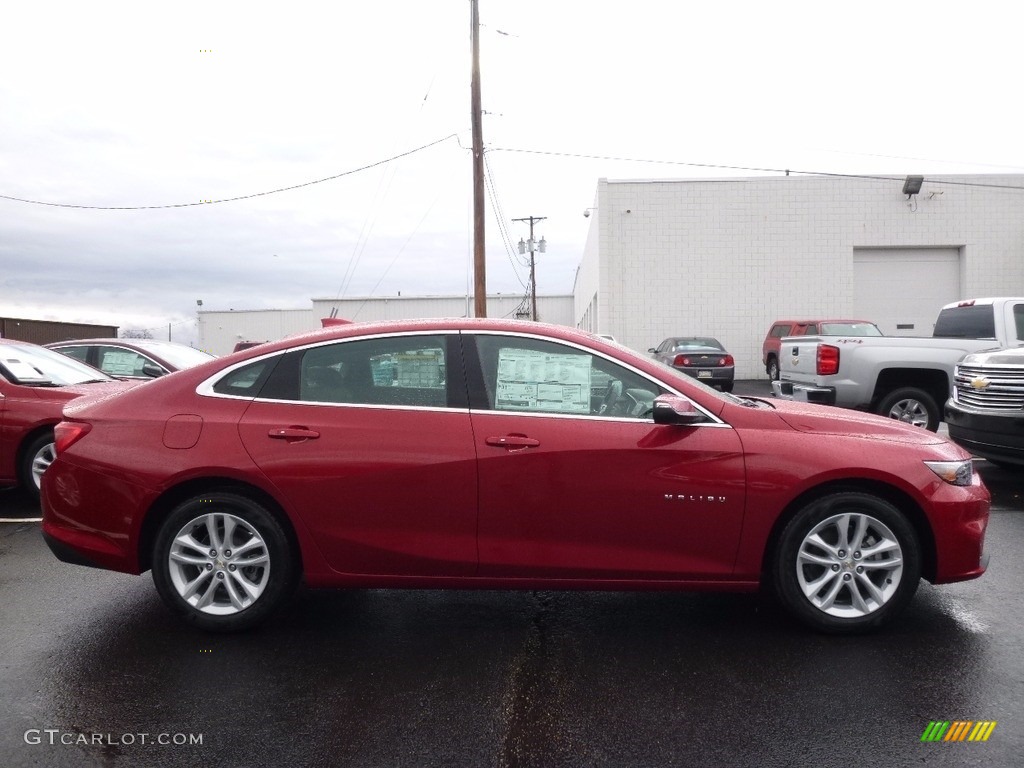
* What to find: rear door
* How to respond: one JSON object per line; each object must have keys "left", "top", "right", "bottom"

{"left": 236, "top": 333, "right": 479, "bottom": 577}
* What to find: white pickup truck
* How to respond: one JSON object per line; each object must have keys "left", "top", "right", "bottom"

{"left": 771, "top": 297, "right": 1024, "bottom": 430}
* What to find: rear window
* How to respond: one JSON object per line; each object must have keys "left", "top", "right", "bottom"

{"left": 933, "top": 306, "right": 996, "bottom": 339}
{"left": 820, "top": 322, "right": 883, "bottom": 336}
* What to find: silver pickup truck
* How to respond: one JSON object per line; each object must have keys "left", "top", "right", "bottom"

{"left": 771, "top": 297, "right": 1024, "bottom": 430}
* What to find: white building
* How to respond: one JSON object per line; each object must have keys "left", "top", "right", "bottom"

{"left": 574, "top": 174, "right": 1024, "bottom": 378}
{"left": 198, "top": 294, "right": 574, "bottom": 356}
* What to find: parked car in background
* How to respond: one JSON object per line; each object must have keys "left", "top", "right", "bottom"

{"left": 650, "top": 337, "right": 735, "bottom": 392}
{"left": 0, "top": 339, "right": 136, "bottom": 501}
{"left": 945, "top": 346, "right": 1024, "bottom": 468}
{"left": 762, "top": 319, "right": 882, "bottom": 381}
{"left": 772, "top": 298, "right": 1024, "bottom": 431}
{"left": 47, "top": 339, "right": 215, "bottom": 380}
{"left": 41, "top": 318, "right": 988, "bottom": 634}
{"left": 233, "top": 341, "right": 268, "bottom": 353}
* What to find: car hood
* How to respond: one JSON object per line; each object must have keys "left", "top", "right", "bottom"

{"left": 960, "top": 346, "right": 1024, "bottom": 366}
{"left": 769, "top": 399, "right": 947, "bottom": 445}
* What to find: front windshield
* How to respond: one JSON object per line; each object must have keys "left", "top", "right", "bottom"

{"left": 129, "top": 341, "right": 215, "bottom": 370}
{"left": 820, "top": 322, "right": 883, "bottom": 336}
{"left": 0, "top": 343, "right": 113, "bottom": 385}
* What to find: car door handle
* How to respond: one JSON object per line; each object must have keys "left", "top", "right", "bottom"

{"left": 268, "top": 427, "right": 321, "bottom": 441}
{"left": 485, "top": 435, "right": 540, "bottom": 449}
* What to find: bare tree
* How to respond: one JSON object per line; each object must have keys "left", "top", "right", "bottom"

{"left": 120, "top": 328, "right": 154, "bottom": 339}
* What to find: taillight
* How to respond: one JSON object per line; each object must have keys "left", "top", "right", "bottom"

{"left": 673, "top": 354, "right": 690, "bottom": 366}
{"left": 54, "top": 421, "right": 91, "bottom": 454}
{"left": 720, "top": 355, "right": 734, "bottom": 367}
{"left": 817, "top": 345, "right": 840, "bottom": 375}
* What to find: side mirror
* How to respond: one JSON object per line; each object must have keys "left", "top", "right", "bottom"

{"left": 652, "top": 394, "right": 703, "bottom": 425}
{"left": 648, "top": 348, "right": 657, "bottom": 354}
{"left": 141, "top": 361, "right": 166, "bottom": 378}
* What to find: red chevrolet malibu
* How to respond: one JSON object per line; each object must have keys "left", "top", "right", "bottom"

{"left": 41, "top": 319, "right": 989, "bottom": 633}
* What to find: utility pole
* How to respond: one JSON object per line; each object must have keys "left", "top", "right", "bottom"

{"left": 514, "top": 216, "right": 546, "bottom": 321}
{"left": 470, "top": 0, "right": 487, "bottom": 317}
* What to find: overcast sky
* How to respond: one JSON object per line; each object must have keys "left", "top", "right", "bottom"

{"left": 3, "top": 1, "right": 1023, "bottom": 345}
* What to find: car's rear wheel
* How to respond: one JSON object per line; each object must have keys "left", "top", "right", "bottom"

{"left": 773, "top": 492, "right": 921, "bottom": 633}
{"left": 152, "top": 492, "right": 298, "bottom": 631}
{"left": 20, "top": 432, "right": 55, "bottom": 502}
{"left": 876, "top": 387, "right": 939, "bottom": 431}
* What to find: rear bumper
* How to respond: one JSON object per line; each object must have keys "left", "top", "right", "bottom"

{"left": 771, "top": 380, "right": 837, "bottom": 405}
{"left": 678, "top": 367, "right": 734, "bottom": 386}
{"left": 40, "top": 459, "right": 147, "bottom": 575}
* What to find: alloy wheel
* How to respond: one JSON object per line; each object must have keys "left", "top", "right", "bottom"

{"left": 167, "top": 512, "right": 271, "bottom": 615}
{"left": 796, "top": 512, "right": 904, "bottom": 618}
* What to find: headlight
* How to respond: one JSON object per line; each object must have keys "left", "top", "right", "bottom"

{"left": 924, "top": 459, "right": 974, "bottom": 486}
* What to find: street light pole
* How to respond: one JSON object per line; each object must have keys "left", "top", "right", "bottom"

{"left": 514, "top": 216, "right": 546, "bottom": 321}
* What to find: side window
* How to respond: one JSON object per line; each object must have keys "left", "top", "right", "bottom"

{"left": 299, "top": 335, "right": 447, "bottom": 408}
{"left": 213, "top": 359, "right": 274, "bottom": 397}
{"left": 771, "top": 324, "right": 792, "bottom": 338}
{"left": 805, "top": 324, "right": 818, "bottom": 334}
{"left": 1013, "top": 304, "right": 1024, "bottom": 342}
{"left": 474, "top": 335, "right": 665, "bottom": 419}
{"left": 55, "top": 345, "right": 90, "bottom": 363}
{"left": 97, "top": 348, "right": 155, "bottom": 378}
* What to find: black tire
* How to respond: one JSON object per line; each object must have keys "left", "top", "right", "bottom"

{"left": 19, "top": 432, "right": 55, "bottom": 503}
{"left": 773, "top": 492, "right": 921, "bottom": 633}
{"left": 767, "top": 356, "right": 780, "bottom": 382}
{"left": 720, "top": 382, "right": 734, "bottom": 393}
{"left": 875, "top": 387, "right": 940, "bottom": 432}
{"left": 152, "top": 491, "right": 298, "bottom": 632}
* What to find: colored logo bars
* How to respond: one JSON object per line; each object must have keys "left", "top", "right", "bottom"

{"left": 921, "top": 721, "right": 997, "bottom": 742}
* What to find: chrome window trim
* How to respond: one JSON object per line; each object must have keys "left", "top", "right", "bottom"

{"left": 196, "top": 327, "right": 729, "bottom": 427}
{"left": 196, "top": 329, "right": 452, "bottom": 402}
{"left": 466, "top": 329, "right": 729, "bottom": 427}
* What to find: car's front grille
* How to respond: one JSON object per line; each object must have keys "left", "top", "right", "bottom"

{"left": 954, "top": 364, "right": 1024, "bottom": 409}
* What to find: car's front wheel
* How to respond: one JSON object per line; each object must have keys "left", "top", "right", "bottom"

{"left": 152, "top": 491, "right": 298, "bottom": 631}
{"left": 767, "top": 356, "right": 780, "bottom": 381}
{"left": 773, "top": 492, "right": 921, "bottom": 633}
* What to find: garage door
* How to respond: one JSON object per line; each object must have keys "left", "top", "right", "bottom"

{"left": 853, "top": 248, "right": 961, "bottom": 336}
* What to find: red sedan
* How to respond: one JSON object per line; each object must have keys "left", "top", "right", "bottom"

{"left": 0, "top": 338, "right": 136, "bottom": 502}
{"left": 41, "top": 319, "right": 989, "bottom": 633}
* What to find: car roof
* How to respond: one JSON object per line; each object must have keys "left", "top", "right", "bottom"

{"left": 770, "top": 319, "right": 874, "bottom": 325}
{"left": 233, "top": 318, "right": 611, "bottom": 358}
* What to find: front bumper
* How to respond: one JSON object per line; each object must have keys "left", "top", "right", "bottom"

{"left": 945, "top": 400, "right": 1024, "bottom": 467}
{"left": 771, "top": 380, "right": 837, "bottom": 405}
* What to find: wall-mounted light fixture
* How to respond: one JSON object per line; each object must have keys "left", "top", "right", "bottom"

{"left": 583, "top": 207, "right": 597, "bottom": 218}
{"left": 902, "top": 175, "right": 924, "bottom": 197}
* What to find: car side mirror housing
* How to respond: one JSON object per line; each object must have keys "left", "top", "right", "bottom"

{"left": 141, "top": 361, "right": 165, "bottom": 378}
{"left": 652, "top": 394, "right": 703, "bottom": 425}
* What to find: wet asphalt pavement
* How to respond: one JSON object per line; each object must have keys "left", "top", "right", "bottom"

{"left": 2, "top": 383, "right": 1022, "bottom": 767}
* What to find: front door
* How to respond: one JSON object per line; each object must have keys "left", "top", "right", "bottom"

{"left": 467, "top": 333, "right": 747, "bottom": 580}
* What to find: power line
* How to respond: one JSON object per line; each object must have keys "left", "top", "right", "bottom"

{"left": 486, "top": 146, "right": 1024, "bottom": 192}
{"left": 0, "top": 134, "right": 460, "bottom": 210}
